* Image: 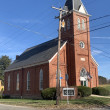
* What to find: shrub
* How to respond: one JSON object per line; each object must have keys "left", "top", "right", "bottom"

{"left": 92, "top": 87, "right": 110, "bottom": 96}
{"left": 2, "top": 94, "right": 10, "bottom": 99}
{"left": 77, "top": 86, "right": 92, "bottom": 97}
{"left": 41, "top": 88, "right": 56, "bottom": 100}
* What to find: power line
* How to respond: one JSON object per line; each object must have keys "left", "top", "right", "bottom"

{"left": 5, "top": 21, "right": 110, "bottom": 61}
{"left": 1, "top": 15, "right": 110, "bottom": 55}
{"left": 0, "top": 18, "right": 109, "bottom": 53}
{"left": 0, "top": 13, "right": 109, "bottom": 44}
{"left": 66, "top": 14, "right": 110, "bottom": 29}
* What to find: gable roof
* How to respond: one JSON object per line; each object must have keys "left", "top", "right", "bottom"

{"left": 5, "top": 38, "right": 66, "bottom": 72}
{"left": 91, "top": 55, "right": 99, "bottom": 66}
{"left": 64, "top": 0, "right": 88, "bottom": 14}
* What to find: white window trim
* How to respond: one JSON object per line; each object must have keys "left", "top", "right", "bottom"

{"left": 77, "top": 18, "right": 80, "bottom": 29}
{"left": 80, "top": 68, "right": 88, "bottom": 87}
{"left": 82, "top": 19, "right": 85, "bottom": 30}
{"left": 81, "top": 80, "right": 88, "bottom": 87}
{"left": 16, "top": 73, "right": 19, "bottom": 91}
{"left": 39, "top": 69, "right": 43, "bottom": 90}
{"left": 8, "top": 75, "right": 10, "bottom": 91}
{"left": 27, "top": 71, "right": 30, "bottom": 91}
{"left": 79, "top": 41, "right": 85, "bottom": 49}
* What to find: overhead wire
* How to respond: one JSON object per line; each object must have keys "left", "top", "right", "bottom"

{"left": 1, "top": 13, "right": 110, "bottom": 55}
{"left": 1, "top": 0, "right": 110, "bottom": 60}
{"left": 0, "top": 0, "right": 60, "bottom": 46}
{"left": 0, "top": 0, "right": 60, "bottom": 54}
{"left": 5, "top": 19, "right": 110, "bottom": 61}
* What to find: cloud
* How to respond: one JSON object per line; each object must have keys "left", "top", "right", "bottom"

{"left": 92, "top": 50, "right": 103, "bottom": 56}
{"left": 91, "top": 37, "right": 110, "bottom": 39}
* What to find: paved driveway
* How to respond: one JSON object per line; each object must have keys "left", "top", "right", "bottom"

{"left": 0, "top": 104, "right": 110, "bottom": 110}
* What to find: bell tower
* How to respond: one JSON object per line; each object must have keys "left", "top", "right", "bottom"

{"left": 61, "top": 0, "right": 93, "bottom": 87}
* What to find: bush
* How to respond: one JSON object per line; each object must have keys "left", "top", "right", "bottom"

{"left": 2, "top": 94, "right": 10, "bottom": 99}
{"left": 41, "top": 88, "right": 56, "bottom": 100}
{"left": 92, "top": 87, "right": 110, "bottom": 96}
{"left": 77, "top": 86, "right": 92, "bottom": 97}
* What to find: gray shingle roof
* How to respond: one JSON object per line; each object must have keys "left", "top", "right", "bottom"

{"left": 65, "top": 0, "right": 88, "bottom": 14}
{"left": 6, "top": 38, "right": 66, "bottom": 71}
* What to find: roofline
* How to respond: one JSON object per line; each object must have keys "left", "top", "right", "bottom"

{"left": 4, "top": 61, "right": 49, "bottom": 72}
{"left": 49, "top": 41, "right": 67, "bottom": 63}
{"left": 73, "top": 9, "right": 91, "bottom": 16}
{"left": 80, "top": 0, "right": 89, "bottom": 15}
{"left": 5, "top": 41, "right": 67, "bottom": 73}
{"left": 91, "top": 55, "right": 99, "bottom": 66}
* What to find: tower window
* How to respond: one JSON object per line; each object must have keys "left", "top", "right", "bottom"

{"left": 64, "top": 23, "right": 66, "bottom": 31}
{"left": 79, "top": 41, "right": 85, "bottom": 49}
{"left": 80, "top": 68, "right": 88, "bottom": 87}
{"left": 77, "top": 18, "right": 80, "bottom": 29}
{"left": 80, "top": 68, "right": 87, "bottom": 77}
{"left": 82, "top": 19, "right": 85, "bottom": 30}
{"left": 67, "top": 19, "right": 70, "bottom": 30}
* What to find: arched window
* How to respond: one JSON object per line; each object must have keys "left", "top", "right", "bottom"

{"left": 67, "top": 19, "right": 70, "bottom": 30}
{"left": 39, "top": 69, "right": 43, "bottom": 90}
{"left": 80, "top": 68, "right": 87, "bottom": 77}
{"left": 16, "top": 73, "right": 19, "bottom": 91}
{"left": 80, "top": 68, "right": 88, "bottom": 86}
{"left": 8, "top": 75, "right": 10, "bottom": 91}
{"left": 82, "top": 19, "right": 85, "bottom": 30}
{"left": 27, "top": 71, "right": 30, "bottom": 90}
{"left": 77, "top": 18, "right": 80, "bottom": 29}
{"left": 64, "top": 23, "right": 66, "bottom": 31}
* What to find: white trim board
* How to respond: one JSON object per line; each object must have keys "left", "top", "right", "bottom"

{"left": 91, "top": 55, "right": 99, "bottom": 66}
{"left": 49, "top": 41, "right": 67, "bottom": 63}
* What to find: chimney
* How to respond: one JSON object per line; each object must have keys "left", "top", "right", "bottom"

{"left": 16, "top": 55, "right": 19, "bottom": 60}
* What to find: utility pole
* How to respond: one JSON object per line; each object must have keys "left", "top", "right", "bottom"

{"left": 52, "top": 6, "right": 67, "bottom": 105}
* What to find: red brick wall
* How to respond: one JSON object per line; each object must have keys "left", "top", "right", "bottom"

{"left": 61, "top": 11, "right": 99, "bottom": 87}
{"left": 49, "top": 43, "right": 67, "bottom": 88}
{"left": 4, "top": 11, "right": 99, "bottom": 99}
{"left": 4, "top": 63, "right": 49, "bottom": 99}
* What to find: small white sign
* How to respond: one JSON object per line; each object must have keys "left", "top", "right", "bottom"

{"left": 81, "top": 58, "right": 85, "bottom": 61}
{"left": 63, "top": 88, "right": 75, "bottom": 96}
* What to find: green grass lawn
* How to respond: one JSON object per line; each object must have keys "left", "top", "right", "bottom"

{"left": 0, "top": 96, "right": 109, "bottom": 109}
{"left": 99, "top": 84, "right": 110, "bottom": 96}
{"left": 99, "top": 84, "right": 110, "bottom": 91}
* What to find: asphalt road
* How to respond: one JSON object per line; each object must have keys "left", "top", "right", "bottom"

{"left": 0, "top": 104, "right": 37, "bottom": 110}
{"left": 0, "top": 104, "right": 110, "bottom": 110}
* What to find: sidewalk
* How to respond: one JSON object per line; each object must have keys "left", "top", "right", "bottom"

{"left": 91, "top": 94, "right": 110, "bottom": 98}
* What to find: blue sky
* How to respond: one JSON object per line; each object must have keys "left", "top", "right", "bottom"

{"left": 0, "top": 0, "right": 110, "bottom": 79}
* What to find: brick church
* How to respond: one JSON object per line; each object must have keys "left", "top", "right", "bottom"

{"left": 4, "top": 0, "right": 99, "bottom": 98}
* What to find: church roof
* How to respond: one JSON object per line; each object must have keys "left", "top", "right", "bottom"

{"left": 5, "top": 38, "right": 66, "bottom": 72}
{"left": 64, "top": 0, "right": 88, "bottom": 14}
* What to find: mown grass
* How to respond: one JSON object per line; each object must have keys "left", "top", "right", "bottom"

{"left": 99, "top": 84, "right": 110, "bottom": 91}
{"left": 0, "top": 96, "right": 109, "bottom": 109}
{"left": 99, "top": 84, "right": 110, "bottom": 95}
